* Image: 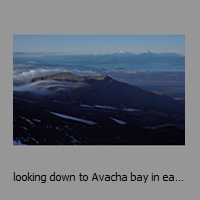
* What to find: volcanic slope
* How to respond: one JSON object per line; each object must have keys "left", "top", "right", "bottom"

{"left": 28, "top": 72, "right": 184, "bottom": 114}
{"left": 13, "top": 72, "right": 185, "bottom": 145}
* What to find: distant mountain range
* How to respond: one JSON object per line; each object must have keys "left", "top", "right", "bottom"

{"left": 14, "top": 51, "right": 184, "bottom": 65}
{"left": 14, "top": 51, "right": 184, "bottom": 56}
{"left": 113, "top": 50, "right": 184, "bottom": 56}
{"left": 60, "top": 51, "right": 185, "bottom": 66}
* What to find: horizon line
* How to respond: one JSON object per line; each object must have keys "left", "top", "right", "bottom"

{"left": 13, "top": 51, "right": 185, "bottom": 56}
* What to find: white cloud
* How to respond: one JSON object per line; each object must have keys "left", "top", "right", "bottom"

{"left": 13, "top": 65, "right": 102, "bottom": 85}
{"left": 13, "top": 80, "right": 89, "bottom": 94}
{"left": 13, "top": 68, "right": 62, "bottom": 85}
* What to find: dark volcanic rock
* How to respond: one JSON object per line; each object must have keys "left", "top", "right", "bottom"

{"left": 13, "top": 72, "right": 185, "bottom": 145}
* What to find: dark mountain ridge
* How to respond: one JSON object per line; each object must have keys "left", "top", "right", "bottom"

{"left": 26, "top": 72, "right": 184, "bottom": 114}
{"left": 30, "top": 72, "right": 110, "bottom": 83}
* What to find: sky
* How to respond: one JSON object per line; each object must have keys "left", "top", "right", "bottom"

{"left": 13, "top": 35, "right": 185, "bottom": 55}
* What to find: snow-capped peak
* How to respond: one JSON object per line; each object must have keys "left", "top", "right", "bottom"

{"left": 118, "top": 50, "right": 126, "bottom": 54}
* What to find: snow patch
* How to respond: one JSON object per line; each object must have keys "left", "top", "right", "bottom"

{"left": 80, "top": 104, "right": 141, "bottom": 112}
{"left": 67, "top": 135, "right": 79, "bottom": 145}
{"left": 94, "top": 105, "right": 117, "bottom": 110}
{"left": 22, "top": 126, "right": 28, "bottom": 130}
{"left": 13, "top": 140, "right": 26, "bottom": 145}
{"left": 110, "top": 117, "right": 126, "bottom": 125}
{"left": 25, "top": 118, "right": 34, "bottom": 125}
{"left": 33, "top": 119, "right": 41, "bottom": 122}
{"left": 80, "top": 104, "right": 92, "bottom": 108}
{"left": 20, "top": 116, "right": 34, "bottom": 125}
{"left": 80, "top": 104, "right": 117, "bottom": 110}
{"left": 50, "top": 112, "right": 97, "bottom": 125}
{"left": 31, "top": 138, "right": 39, "bottom": 144}
{"left": 123, "top": 108, "right": 141, "bottom": 112}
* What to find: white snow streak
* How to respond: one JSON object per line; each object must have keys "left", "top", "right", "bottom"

{"left": 50, "top": 112, "right": 97, "bottom": 125}
{"left": 80, "top": 104, "right": 141, "bottom": 112}
{"left": 110, "top": 117, "right": 126, "bottom": 125}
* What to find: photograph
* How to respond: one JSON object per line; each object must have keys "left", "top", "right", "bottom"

{"left": 13, "top": 35, "right": 185, "bottom": 145}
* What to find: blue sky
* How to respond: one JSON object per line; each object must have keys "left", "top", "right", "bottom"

{"left": 13, "top": 35, "right": 185, "bottom": 55}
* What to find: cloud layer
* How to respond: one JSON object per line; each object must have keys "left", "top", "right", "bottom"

{"left": 13, "top": 64, "right": 102, "bottom": 86}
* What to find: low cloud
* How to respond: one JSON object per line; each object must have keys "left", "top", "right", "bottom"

{"left": 13, "top": 80, "right": 89, "bottom": 94}
{"left": 13, "top": 68, "right": 62, "bottom": 85}
{"left": 13, "top": 65, "right": 103, "bottom": 85}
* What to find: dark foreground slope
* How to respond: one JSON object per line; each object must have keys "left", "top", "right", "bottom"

{"left": 13, "top": 72, "right": 185, "bottom": 145}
